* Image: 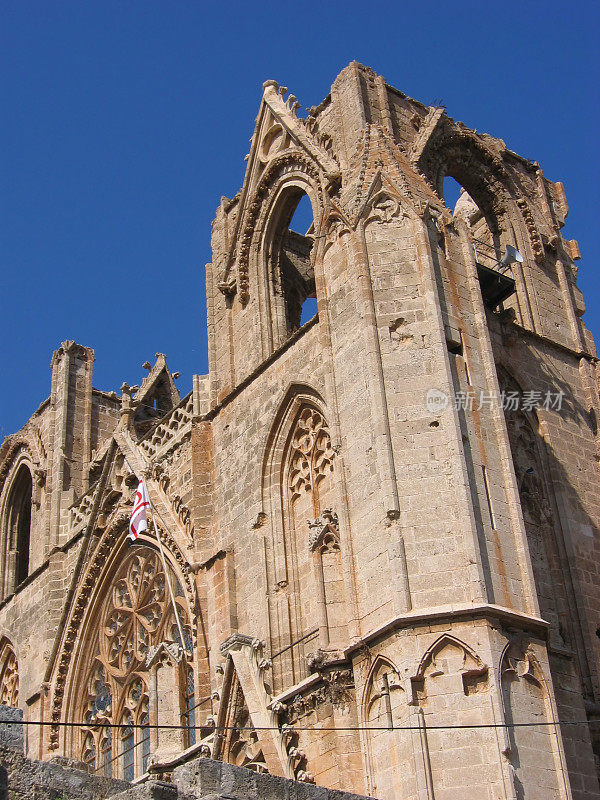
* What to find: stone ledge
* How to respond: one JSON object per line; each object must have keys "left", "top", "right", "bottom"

{"left": 344, "top": 601, "right": 550, "bottom": 655}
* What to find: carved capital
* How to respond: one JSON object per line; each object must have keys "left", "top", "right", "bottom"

{"left": 219, "top": 632, "right": 257, "bottom": 656}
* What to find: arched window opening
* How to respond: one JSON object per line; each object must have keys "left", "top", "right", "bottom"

{"left": 442, "top": 176, "right": 463, "bottom": 216}
{"left": 442, "top": 175, "right": 517, "bottom": 312}
{"left": 75, "top": 545, "right": 195, "bottom": 780}
{"left": 269, "top": 191, "right": 317, "bottom": 340}
{"left": 6, "top": 466, "right": 33, "bottom": 589}
{"left": 442, "top": 174, "right": 500, "bottom": 257}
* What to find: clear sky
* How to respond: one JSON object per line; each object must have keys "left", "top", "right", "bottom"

{"left": 1, "top": 0, "right": 598, "bottom": 436}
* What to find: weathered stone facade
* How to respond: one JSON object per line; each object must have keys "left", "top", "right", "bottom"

{"left": 0, "top": 63, "right": 598, "bottom": 799}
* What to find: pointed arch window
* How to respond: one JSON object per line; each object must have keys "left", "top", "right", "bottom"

{"left": 270, "top": 402, "right": 348, "bottom": 693}
{"left": 266, "top": 189, "right": 317, "bottom": 347}
{"left": 5, "top": 465, "right": 33, "bottom": 590}
{"left": 440, "top": 174, "right": 518, "bottom": 315}
{"left": 75, "top": 545, "right": 193, "bottom": 780}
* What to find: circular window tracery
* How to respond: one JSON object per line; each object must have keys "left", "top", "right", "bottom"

{"left": 102, "top": 551, "right": 168, "bottom": 676}
{"left": 76, "top": 545, "right": 192, "bottom": 780}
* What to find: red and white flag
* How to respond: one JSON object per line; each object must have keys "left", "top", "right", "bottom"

{"left": 129, "top": 479, "right": 150, "bottom": 541}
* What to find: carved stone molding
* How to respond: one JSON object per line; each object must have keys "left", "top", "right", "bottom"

{"left": 288, "top": 406, "right": 334, "bottom": 501}
{"left": 323, "top": 212, "right": 351, "bottom": 254}
{"left": 0, "top": 640, "right": 19, "bottom": 709}
{"left": 48, "top": 516, "right": 196, "bottom": 750}
{"left": 307, "top": 509, "right": 340, "bottom": 552}
{"left": 0, "top": 436, "right": 45, "bottom": 494}
{"left": 364, "top": 191, "right": 405, "bottom": 226}
{"left": 281, "top": 666, "right": 355, "bottom": 722}
{"left": 228, "top": 151, "right": 325, "bottom": 304}
{"left": 516, "top": 196, "right": 545, "bottom": 264}
{"left": 150, "top": 462, "right": 194, "bottom": 542}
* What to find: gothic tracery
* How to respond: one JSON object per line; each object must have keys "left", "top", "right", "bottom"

{"left": 0, "top": 639, "right": 19, "bottom": 708}
{"left": 288, "top": 406, "right": 335, "bottom": 511}
{"left": 75, "top": 546, "right": 192, "bottom": 779}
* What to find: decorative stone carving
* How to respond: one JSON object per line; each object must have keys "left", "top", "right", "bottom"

{"left": 365, "top": 191, "right": 404, "bottom": 225}
{"left": 146, "top": 640, "right": 185, "bottom": 669}
{"left": 411, "top": 635, "right": 489, "bottom": 703}
{"left": 0, "top": 436, "right": 45, "bottom": 495}
{"left": 288, "top": 407, "right": 335, "bottom": 500}
{"left": 323, "top": 212, "right": 350, "bottom": 253}
{"left": 0, "top": 640, "right": 19, "bottom": 708}
{"left": 283, "top": 667, "right": 354, "bottom": 722}
{"left": 307, "top": 509, "right": 339, "bottom": 552}
{"left": 516, "top": 196, "right": 545, "bottom": 264}
{"left": 49, "top": 527, "right": 196, "bottom": 752}
{"left": 150, "top": 463, "right": 194, "bottom": 541}
{"left": 217, "top": 275, "right": 237, "bottom": 297}
{"left": 138, "top": 394, "right": 194, "bottom": 462}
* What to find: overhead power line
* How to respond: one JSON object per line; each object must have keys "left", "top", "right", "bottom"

{"left": 0, "top": 718, "right": 596, "bottom": 732}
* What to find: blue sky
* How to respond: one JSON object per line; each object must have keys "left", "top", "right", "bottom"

{"left": 1, "top": 1, "right": 598, "bottom": 436}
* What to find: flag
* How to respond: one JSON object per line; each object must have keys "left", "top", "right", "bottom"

{"left": 129, "top": 479, "right": 150, "bottom": 541}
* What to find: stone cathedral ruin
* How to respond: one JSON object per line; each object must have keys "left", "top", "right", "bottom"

{"left": 0, "top": 63, "right": 598, "bottom": 800}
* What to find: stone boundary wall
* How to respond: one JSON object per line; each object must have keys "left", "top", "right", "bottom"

{"left": 0, "top": 749, "right": 377, "bottom": 800}
{"left": 0, "top": 706, "right": 376, "bottom": 800}
{"left": 169, "top": 757, "right": 378, "bottom": 800}
{"left": 0, "top": 745, "right": 128, "bottom": 799}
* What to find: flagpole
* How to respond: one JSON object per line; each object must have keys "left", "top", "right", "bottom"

{"left": 138, "top": 477, "right": 189, "bottom": 657}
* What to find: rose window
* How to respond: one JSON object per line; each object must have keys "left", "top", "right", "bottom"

{"left": 76, "top": 545, "right": 193, "bottom": 780}
{"left": 102, "top": 551, "right": 168, "bottom": 675}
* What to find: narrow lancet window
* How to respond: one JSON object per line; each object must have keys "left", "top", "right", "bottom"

{"left": 7, "top": 466, "right": 33, "bottom": 589}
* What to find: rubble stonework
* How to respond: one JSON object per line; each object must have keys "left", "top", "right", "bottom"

{"left": 0, "top": 62, "right": 598, "bottom": 800}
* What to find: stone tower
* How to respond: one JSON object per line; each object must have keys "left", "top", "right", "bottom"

{"left": 0, "top": 63, "right": 598, "bottom": 800}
